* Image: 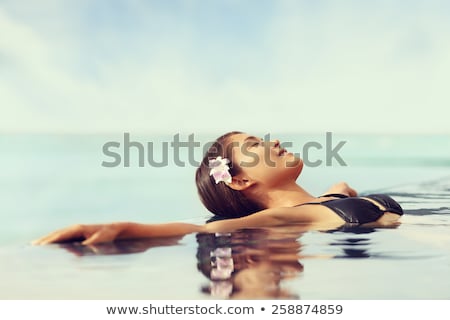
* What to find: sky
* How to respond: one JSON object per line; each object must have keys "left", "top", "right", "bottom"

{"left": 1, "top": 0, "right": 449, "bottom": 134}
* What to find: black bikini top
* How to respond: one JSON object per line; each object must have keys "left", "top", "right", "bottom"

{"left": 295, "top": 193, "right": 404, "bottom": 224}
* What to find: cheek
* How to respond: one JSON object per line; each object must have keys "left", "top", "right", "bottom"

{"left": 234, "top": 148, "right": 262, "bottom": 167}
{"left": 240, "top": 164, "right": 270, "bottom": 181}
{"left": 235, "top": 150, "right": 301, "bottom": 182}
{"left": 253, "top": 166, "right": 286, "bottom": 185}
{"left": 234, "top": 149, "right": 267, "bottom": 172}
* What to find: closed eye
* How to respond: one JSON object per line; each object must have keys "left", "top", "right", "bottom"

{"left": 244, "top": 136, "right": 264, "bottom": 148}
{"left": 243, "top": 141, "right": 261, "bottom": 149}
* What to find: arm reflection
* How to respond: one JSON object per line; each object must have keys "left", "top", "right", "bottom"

{"left": 57, "top": 237, "right": 183, "bottom": 256}
{"left": 53, "top": 224, "right": 385, "bottom": 300}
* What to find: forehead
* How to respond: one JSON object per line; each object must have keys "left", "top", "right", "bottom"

{"left": 226, "top": 133, "right": 262, "bottom": 162}
{"left": 228, "top": 133, "right": 260, "bottom": 144}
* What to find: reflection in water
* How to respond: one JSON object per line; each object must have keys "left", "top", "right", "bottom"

{"left": 330, "top": 238, "right": 372, "bottom": 258}
{"left": 55, "top": 227, "right": 308, "bottom": 299}
{"left": 53, "top": 225, "right": 386, "bottom": 299}
{"left": 57, "top": 237, "right": 183, "bottom": 256}
{"left": 195, "top": 228, "right": 305, "bottom": 299}
{"left": 327, "top": 226, "right": 376, "bottom": 259}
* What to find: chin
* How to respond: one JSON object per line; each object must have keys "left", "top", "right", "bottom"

{"left": 286, "top": 154, "right": 303, "bottom": 168}
{"left": 294, "top": 157, "right": 304, "bottom": 176}
{"left": 284, "top": 155, "right": 303, "bottom": 179}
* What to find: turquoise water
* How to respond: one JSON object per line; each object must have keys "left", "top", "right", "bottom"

{"left": 0, "top": 133, "right": 449, "bottom": 299}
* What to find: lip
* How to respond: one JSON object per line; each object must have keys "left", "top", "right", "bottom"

{"left": 278, "top": 148, "right": 287, "bottom": 156}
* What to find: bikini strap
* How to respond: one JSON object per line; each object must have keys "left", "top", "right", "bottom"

{"left": 293, "top": 193, "right": 348, "bottom": 207}
{"left": 319, "top": 193, "right": 349, "bottom": 199}
{"left": 293, "top": 202, "right": 321, "bottom": 207}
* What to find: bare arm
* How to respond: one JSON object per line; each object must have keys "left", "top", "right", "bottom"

{"left": 205, "top": 207, "right": 314, "bottom": 233}
{"left": 32, "top": 222, "right": 205, "bottom": 245}
{"left": 32, "top": 206, "right": 324, "bottom": 245}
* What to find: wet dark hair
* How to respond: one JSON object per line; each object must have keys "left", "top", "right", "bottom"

{"left": 195, "top": 131, "right": 265, "bottom": 218}
{"left": 195, "top": 230, "right": 266, "bottom": 297}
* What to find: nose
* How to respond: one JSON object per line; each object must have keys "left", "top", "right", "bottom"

{"left": 271, "top": 139, "right": 280, "bottom": 148}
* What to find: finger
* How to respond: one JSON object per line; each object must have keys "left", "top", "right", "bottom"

{"left": 82, "top": 231, "right": 113, "bottom": 245}
{"left": 82, "top": 226, "right": 120, "bottom": 245}
{"left": 32, "top": 232, "right": 65, "bottom": 245}
{"left": 32, "top": 225, "right": 84, "bottom": 245}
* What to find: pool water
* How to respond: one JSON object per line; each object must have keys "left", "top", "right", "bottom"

{"left": 0, "top": 133, "right": 449, "bottom": 299}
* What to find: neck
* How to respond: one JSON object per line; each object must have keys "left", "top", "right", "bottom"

{"left": 253, "top": 182, "right": 316, "bottom": 209}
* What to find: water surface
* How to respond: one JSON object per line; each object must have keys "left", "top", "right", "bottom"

{"left": 0, "top": 133, "right": 449, "bottom": 299}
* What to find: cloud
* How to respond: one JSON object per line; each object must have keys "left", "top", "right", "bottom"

{"left": 264, "top": 1, "right": 450, "bottom": 132}
{"left": 0, "top": 1, "right": 449, "bottom": 134}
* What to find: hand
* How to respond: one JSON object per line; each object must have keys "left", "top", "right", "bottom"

{"left": 323, "top": 182, "right": 358, "bottom": 197}
{"left": 32, "top": 222, "right": 128, "bottom": 245}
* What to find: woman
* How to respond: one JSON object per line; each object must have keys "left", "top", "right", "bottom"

{"left": 33, "top": 131, "right": 404, "bottom": 245}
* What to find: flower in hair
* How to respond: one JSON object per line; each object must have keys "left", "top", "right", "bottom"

{"left": 208, "top": 156, "right": 232, "bottom": 184}
{"left": 210, "top": 247, "right": 234, "bottom": 280}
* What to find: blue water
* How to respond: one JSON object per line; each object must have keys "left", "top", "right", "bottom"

{"left": 0, "top": 133, "right": 449, "bottom": 299}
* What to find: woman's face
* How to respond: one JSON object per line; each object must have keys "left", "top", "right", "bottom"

{"left": 227, "top": 133, "right": 303, "bottom": 187}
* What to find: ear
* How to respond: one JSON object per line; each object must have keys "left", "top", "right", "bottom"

{"left": 227, "top": 176, "right": 256, "bottom": 191}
